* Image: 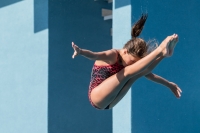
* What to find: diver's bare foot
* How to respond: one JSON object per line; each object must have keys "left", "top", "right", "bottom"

{"left": 168, "top": 34, "right": 179, "bottom": 56}
{"left": 159, "top": 35, "right": 175, "bottom": 57}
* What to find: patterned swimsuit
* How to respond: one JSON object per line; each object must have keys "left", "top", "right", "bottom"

{"left": 88, "top": 54, "right": 124, "bottom": 109}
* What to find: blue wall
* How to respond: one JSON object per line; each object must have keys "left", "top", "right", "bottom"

{"left": 48, "top": 0, "right": 112, "bottom": 133}
{"left": 0, "top": 0, "right": 48, "bottom": 133}
{"left": 131, "top": 0, "right": 200, "bottom": 133}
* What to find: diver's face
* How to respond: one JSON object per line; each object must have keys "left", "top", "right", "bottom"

{"left": 121, "top": 49, "right": 141, "bottom": 66}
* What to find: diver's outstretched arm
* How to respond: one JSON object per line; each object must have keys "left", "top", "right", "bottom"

{"left": 145, "top": 73, "right": 182, "bottom": 98}
{"left": 72, "top": 42, "right": 116, "bottom": 61}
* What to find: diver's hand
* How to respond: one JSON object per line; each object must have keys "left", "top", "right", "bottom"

{"left": 72, "top": 42, "right": 81, "bottom": 59}
{"left": 168, "top": 82, "right": 182, "bottom": 98}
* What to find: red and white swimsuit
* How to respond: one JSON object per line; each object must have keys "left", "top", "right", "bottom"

{"left": 88, "top": 57, "right": 124, "bottom": 109}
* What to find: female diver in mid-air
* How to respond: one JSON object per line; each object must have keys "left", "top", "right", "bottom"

{"left": 71, "top": 14, "right": 182, "bottom": 110}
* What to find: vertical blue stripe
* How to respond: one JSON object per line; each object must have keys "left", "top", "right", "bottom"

{"left": 48, "top": 1, "right": 113, "bottom": 133}
{"left": 113, "top": 0, "right": 132, "bottom": 133}
{"left": 0, "top": 1, "right": 48, "bottom": 133}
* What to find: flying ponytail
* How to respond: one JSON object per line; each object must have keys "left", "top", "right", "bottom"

{"left": 123, "top": 14, "right": 149, "bottom": 58}
{"left": 131, "top": 13, "right": 148, "bottom": 38}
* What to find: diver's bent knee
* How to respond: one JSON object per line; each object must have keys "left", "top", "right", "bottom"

{"left": 122, "top": 67, "right": 132, "bottom": 79}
